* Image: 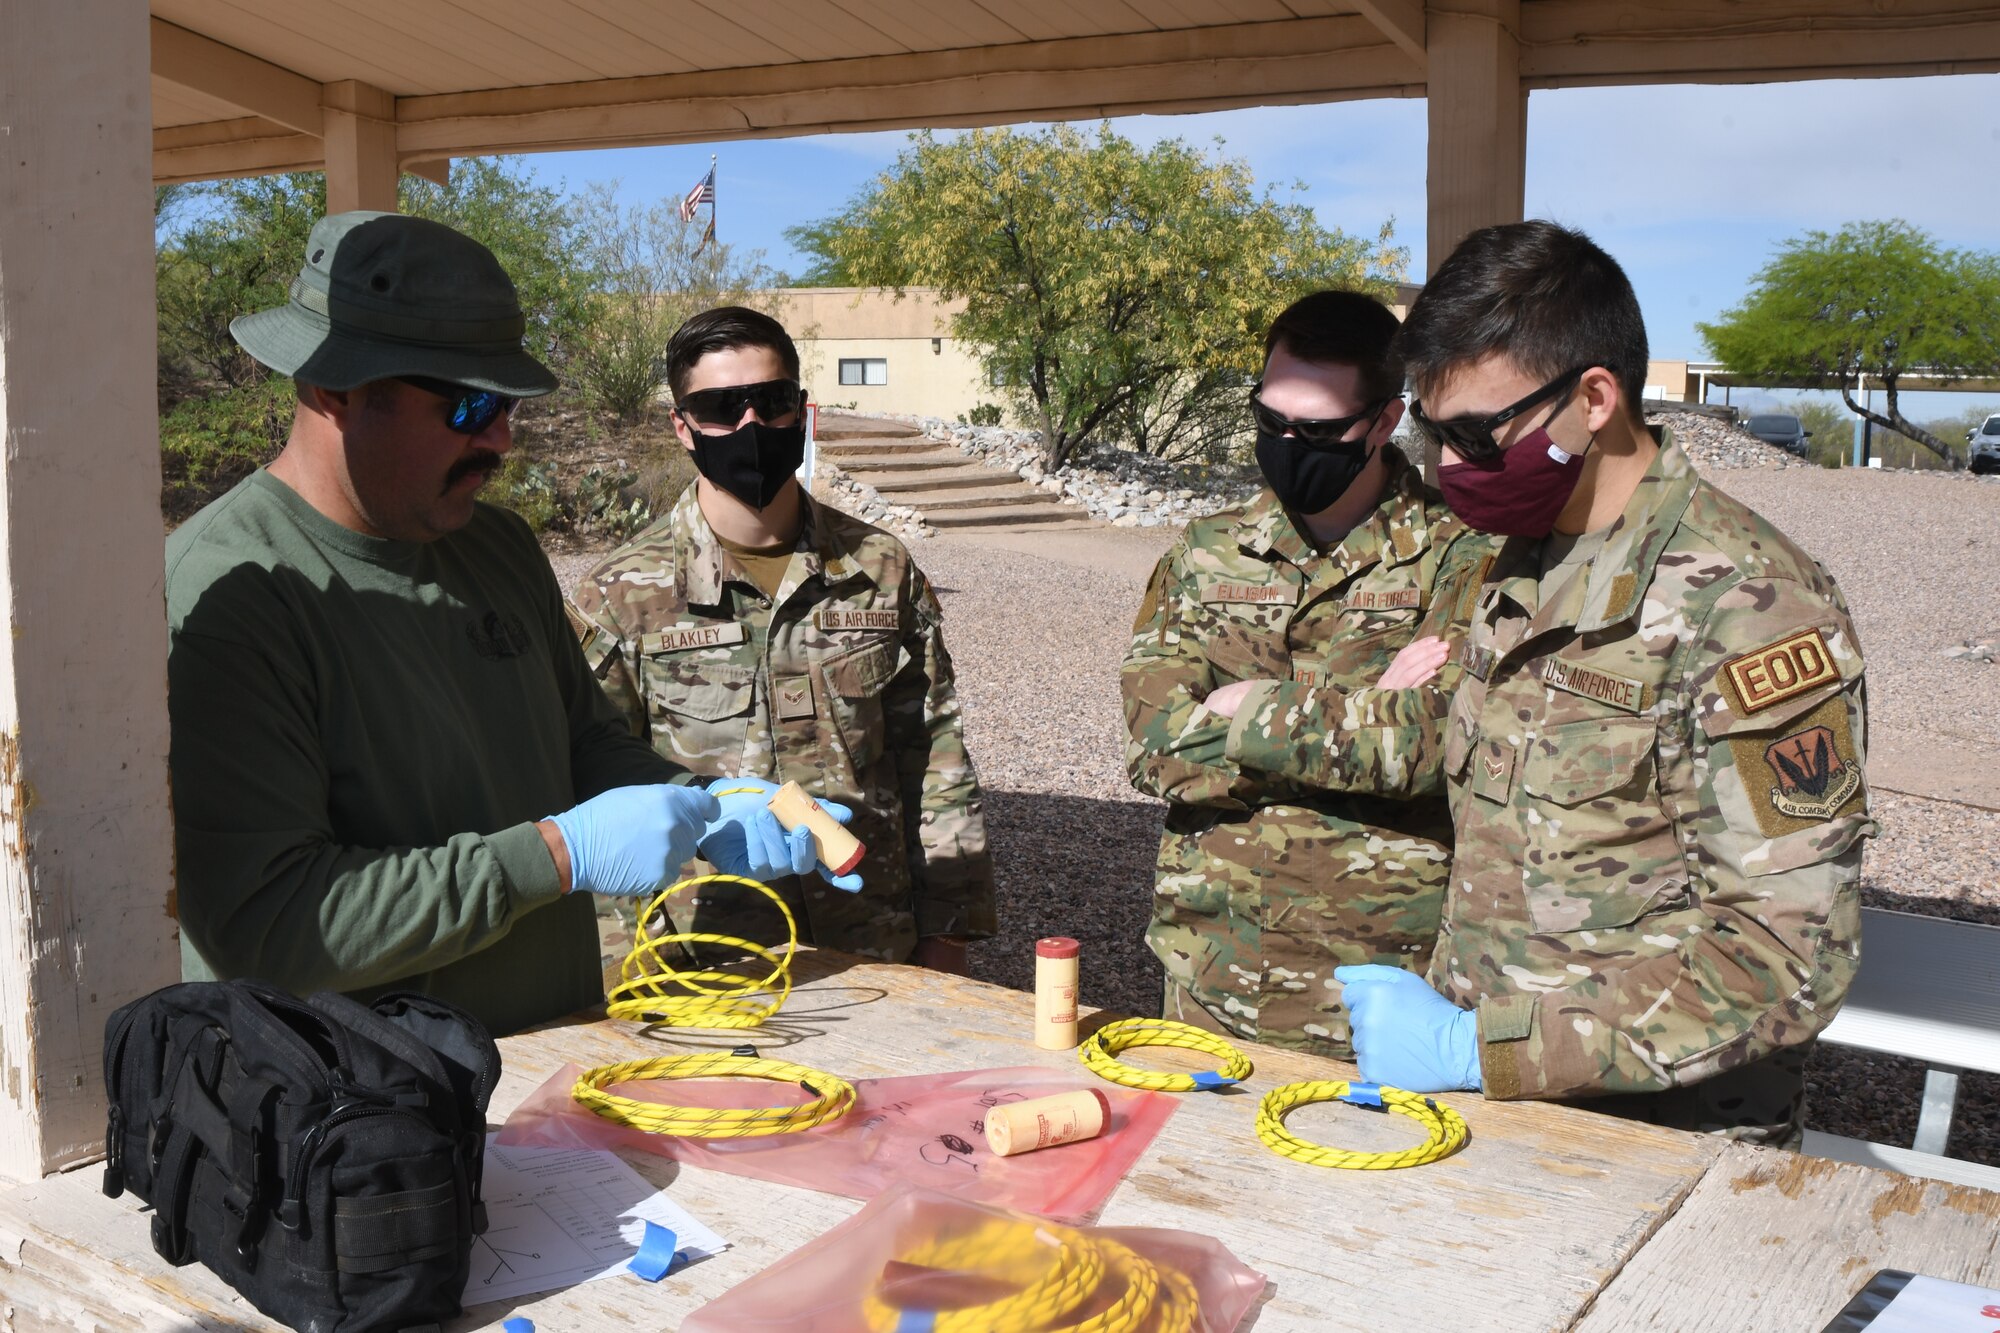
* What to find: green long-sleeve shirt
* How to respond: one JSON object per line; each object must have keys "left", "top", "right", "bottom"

{"left": 166, "top": 469, "right": 680, "bottom": 1035}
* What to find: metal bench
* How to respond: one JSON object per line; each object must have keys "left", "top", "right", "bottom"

{"left": 1803, "top": 906, "right": 2000, "bottom": 1189}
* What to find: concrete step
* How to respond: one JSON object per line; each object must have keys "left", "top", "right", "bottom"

{"left": 816, "top": 415, "right": 922, "bottom": 441}
{"left": 833, "top": 452, "right": 973, "bottom": 473}
{"left": 818, "top": 437, "right": 943, "bottom": 457}
{"left": 902, "top": 485, "right": 1065, "bottom": 512}
{"left": 864, "top": 466, "right": 1022, "bottom": 493}
{"left": 925, "top": 503, "right": 1084, "bottom": 528}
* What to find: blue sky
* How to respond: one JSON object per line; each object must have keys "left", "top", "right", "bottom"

{"left": 520, "top": 73, "right": 2000, "bottom": 420}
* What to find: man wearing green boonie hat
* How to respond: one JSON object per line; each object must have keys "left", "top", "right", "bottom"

{"left": 165, "top": 211, "right": 854, "bottom": 1034}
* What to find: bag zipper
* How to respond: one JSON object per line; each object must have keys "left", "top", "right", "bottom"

{"left": 276, "top": 1101, "right": 437, "bottom": 1235}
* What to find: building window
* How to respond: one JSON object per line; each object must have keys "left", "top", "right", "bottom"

{"left": 839, "top": 358, "right": 888, "bottom": 386}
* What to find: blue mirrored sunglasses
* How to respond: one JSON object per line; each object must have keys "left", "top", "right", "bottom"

{"left": 398, "top": 375, "right": 518, "bottom": 435}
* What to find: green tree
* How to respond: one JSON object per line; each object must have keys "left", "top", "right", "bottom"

{"left": 569, "top": 183, "right": 783, "bottom": 423}
{"left": 1700, "top": 221, "right": 2000, "bottom": 468}
{"left": 157, "top": 173, "right": 324, "bottom": 394}
{"left": 790, "top": 125, "right": 1401, "bottom": 469}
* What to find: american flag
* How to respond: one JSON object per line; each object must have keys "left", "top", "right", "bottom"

{"left": 678, "top": 168, "right": 715, "bottom": 223}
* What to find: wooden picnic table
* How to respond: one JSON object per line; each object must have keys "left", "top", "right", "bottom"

{"left": 1, "top": 951, "right": 1996, "bottom": 1331}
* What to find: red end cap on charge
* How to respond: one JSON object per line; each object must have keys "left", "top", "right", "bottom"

{"left": 831, "top": 841, "right": 866, "bottom": 876}
{"left": 1036, "top": 937, "right": 1080, "bottom": 960}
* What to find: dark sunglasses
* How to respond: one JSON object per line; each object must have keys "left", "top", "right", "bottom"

{"left": 1409, "top": 366, "right": 1600, "bottom": 464}
{"left": 1249, "top": 386, "right": 1393, "bottom": 446}
{"left": 674, "top": 379, "right": 804, "bottom": 431}
{"left": 398, "top": 376, "right": 517, "bottom": 435}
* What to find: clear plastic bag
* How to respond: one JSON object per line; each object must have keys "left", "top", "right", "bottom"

{"left": 498, "top": 1064, "right": 1176, "bottom": 1220}
{"left": 681, "top": 1182, "right": 1268, "bottom": 1332}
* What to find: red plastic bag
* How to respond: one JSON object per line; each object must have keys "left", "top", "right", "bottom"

{"left": 681, "top": 1182, "right": 1268, "bottom": 1332}
{"left": 499, "top": 1064, "right": 1175, "bottom": 1220}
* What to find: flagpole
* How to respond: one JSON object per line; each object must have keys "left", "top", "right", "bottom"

{"left": 709, "top": 153, "right": 719, "bottom": 280}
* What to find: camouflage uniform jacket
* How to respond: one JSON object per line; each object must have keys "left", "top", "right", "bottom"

{"left": 1434, "top": 430, "right": 1872, "bottom": 1142}
{"left": 570, "top": 484, "right": 995, "bottom": 961}
{"left": 1122, "top": 448, "right": 1498, "bottom": 1055}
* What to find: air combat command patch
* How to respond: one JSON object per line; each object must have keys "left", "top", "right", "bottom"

{"left": 1731, "top": 694, "right": 1867, "bottom": 839}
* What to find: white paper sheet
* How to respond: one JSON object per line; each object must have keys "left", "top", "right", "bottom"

{"left": 1861, "top": 1274, "right": 2000, "bottom": 1332}
{"left": 462, "top": 1135, "right": 728, "bottom": 1305}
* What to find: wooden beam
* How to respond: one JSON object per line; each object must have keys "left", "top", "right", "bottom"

{"left": 1520, "top": 0, "right": 2000, "bottom": 87}
{"left": 154, "top": 117, "right": 323, "bottom": 185}
{"left": 1426, "top": 0, "right": 1523, "bottom": 275}
{"left": 322, "top": 81, "right": 399, "bottom": 213}
{"left": 394, "top": 17, "right": 1418, "bottom": 156}
{"left": 148, "top": 17, "right": 322, "bottom": 139}
{"left": 407, "top": 158, "right": 452, "bottom": 188}
{"left": 0, "top": 0, "right": 178, "bottom": 1181}
{"left": 1348, "top": 0, "right": 1428, "bottom": 70}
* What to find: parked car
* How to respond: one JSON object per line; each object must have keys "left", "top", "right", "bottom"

{"left": 1744, "top": 413, "right": 1813, "bottom": 457}
{"left": 1966, "top": 415, "right": 2000, "bottom": 475}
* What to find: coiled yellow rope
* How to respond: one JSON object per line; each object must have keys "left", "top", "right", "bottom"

{"left": 571, "top": 1051, "right": 857, "bottom": 1138}
{"left": 604, "top": 870, "right": 796, "bottom": 1029}
{"left": 582, "top": 859, "right": 855, "bottom": 1137}
{"left": 1255, "top": 1079, "right": 1469, "bottom": 1170}
{"left": 858, "top": 1218, "right": 1198, "bottom": 1333}
{"left": 1078, "top": 1018, "right": 1253, "bottom": 1092}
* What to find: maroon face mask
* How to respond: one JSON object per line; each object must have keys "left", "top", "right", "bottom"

{"left": 1438, "top": 428, "right": 1588, "bottom": 537}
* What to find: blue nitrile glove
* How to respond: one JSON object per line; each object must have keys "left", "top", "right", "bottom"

{"left": 546, "top": 784, "right": 719, "bottom": 897}
{"left": 699, "top": 776, "right": 863, "bottom": 891}
{"left": 1335, "top": 964, "right": 1483, "bottom": 1093}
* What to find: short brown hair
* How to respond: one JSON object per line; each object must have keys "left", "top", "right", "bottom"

{"left": 666, "top": 306, "right": 800, "bottom": 400}
{"left": 1264, "top": 290, "right": 1405, "bottom": 404}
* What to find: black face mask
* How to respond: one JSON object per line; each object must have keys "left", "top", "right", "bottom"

{"left": 1255, "top": 429, "right": 1374, "bottom": 516}
{"left": 689, "top": 419, "right": 807, "bottom": 510}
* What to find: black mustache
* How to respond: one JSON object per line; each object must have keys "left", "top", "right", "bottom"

{"left": 447, "top": 452, "right": 505, "bottom": 486}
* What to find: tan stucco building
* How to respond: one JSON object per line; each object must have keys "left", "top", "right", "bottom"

{"left": 776, "top": 287, "right": 995, "bottom": 422}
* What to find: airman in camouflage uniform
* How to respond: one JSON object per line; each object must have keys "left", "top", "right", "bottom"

{"left": 1431, "top": 427, "right": 1870, "bottom": 1145}
{"left": 1123, "top": 443, "right": 1496, "bottom": 1057}
{"left": 572, "top": 483, "right": 995, "bottom": 964}
{"left": 1344, "top": 220, "right": 1872, "bottom": 1148}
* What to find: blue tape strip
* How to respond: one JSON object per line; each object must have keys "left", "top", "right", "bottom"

{"left": 895, "top": 1313, "right": 938, "bottom": 1333}
{"left": 1189, "top": 1071, "right": 1239, "bottom": 1090}
{"left": 503, "top": 1320, "right": 534, "bottom": 1333}
{"left": 629, "top": 1221, "right": 681, "bottom": 1282}
{"left": 1339, "top": 1081, "right": 1385, "bottom": 1108}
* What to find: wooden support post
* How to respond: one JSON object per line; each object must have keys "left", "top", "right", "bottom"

{"left": 1425, "top": 0, "right": 1526, "bottom": 275}
{"left": 322, "top": 80, "right": 400, "bottom": 214}
{"left": 0, "top": 0, "right": 177, "bottom": 1180}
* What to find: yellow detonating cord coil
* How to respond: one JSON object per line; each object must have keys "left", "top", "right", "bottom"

{"left": 1078, "top": 1018, "right": 1253, "bottom": 1092}
{"left": 582, "top": 851, "right": 855, "bottom": 1137}
{"left": 570, "top": 1051, "right": 856, "bottom": 1138}
{"left": 858, "top": 1219, "right": 1198, "bottom": 1333}
{"left": 605, "top": 867, "right": 796, "bottom": 1029}
{"left": 1255, "top": 1079, "right": 1468, "bottom": 1170}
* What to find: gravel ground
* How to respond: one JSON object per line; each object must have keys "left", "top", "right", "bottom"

{"left": 550, "top": 448, "right": 2000, "bottom": 1164}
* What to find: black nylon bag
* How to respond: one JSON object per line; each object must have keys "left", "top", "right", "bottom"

{"left": 102, "top": 980, "right": 500, "bottom": 1333}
